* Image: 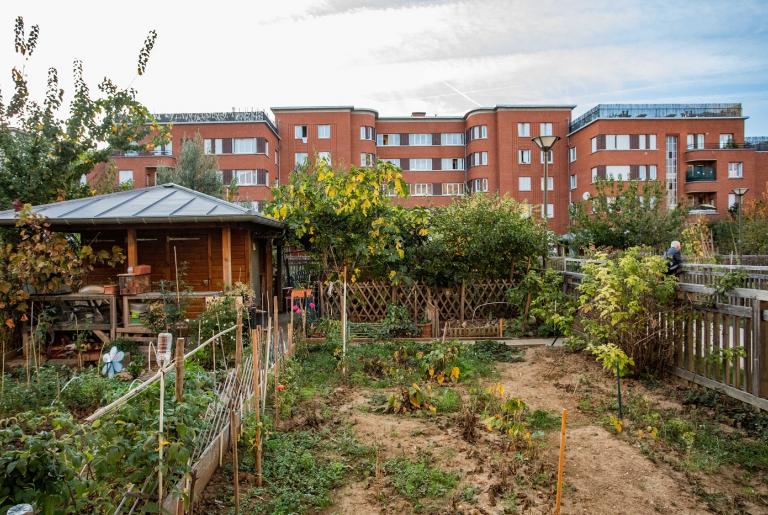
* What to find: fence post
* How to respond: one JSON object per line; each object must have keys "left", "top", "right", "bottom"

{"left": 235, "top": 308, "right": 243, "bottom": 378}
{"left": 460, "top": 281, "right": 466, "bottom": 322}
{"left": 288, "top": 322, "right": 294, "bottom": 357}
{"left": 174, "top": 338, "right": 185, "bottom": 402}
{"left": 752, "top": 299, "right": 764, "bottom": 396}
{"left": 760, "top": 300, "right": 768, "bottom": 398}
{"left": 251, "top": 328, "right": 263, "bottom": 487}
{"left": 273, "top": 295, "right": 280, "bottom": 427}
{"left": 230, "top": 409, "right": 240, "bottom": 513}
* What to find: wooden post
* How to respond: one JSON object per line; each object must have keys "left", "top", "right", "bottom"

{"left": 126, "top": 228, "right": 138, "bottom": 268}
{"left": 235, "top": 307, "right": 243, "bottom": 377}
{"left": 273, "top": 295, "right": 280, "bottom": 427}
{"left": 460, "top": 281, "right": 466, "bottom": 322}
{"left": 265, "top": 240, "right": 274, "bottom": 303}
{"left": 222, "top": 227, "right": 232, "bottom": 288}
{"left": 251, "top": 328, "right": 263, "bottom": 487}
{"left": 760, "top": 301, "right": 768, "bottom": 397}
{"left": 341, "top": 267, "right": 348, "bottom": 376}
{"left": 230, "top": 409, "right": 240, "bottom": 513}
{"left": 288, "top": 322, "right": 294, "bottom": 358}
{"left": 751, "top": 300, "right": 763, "bottom": 396}
{"left": 175, "top": 338, "right": 185, "bottom": 402}
{"left": 555, "top": 408, "right": 568, "bottom": 515}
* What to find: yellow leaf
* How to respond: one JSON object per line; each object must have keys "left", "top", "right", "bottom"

{"left": 450, "top": 367, "right": 460, "bottom": 382}
{"left": 418, "top": 228, "right": 428, "bottom": 236}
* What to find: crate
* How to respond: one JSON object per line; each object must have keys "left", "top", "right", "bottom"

{"left": 118, "top": 273, "right": 151, "bottom": 295}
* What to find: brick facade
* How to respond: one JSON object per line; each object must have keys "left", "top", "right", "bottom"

{"left": 96, "top": 104, "right": 768, "bottom": 234}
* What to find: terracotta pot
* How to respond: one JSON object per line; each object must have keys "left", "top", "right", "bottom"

{"left": 418, "top": 322, "right": 432, "bottom": 338}
{"left": 103, "top": 284, "right": 118, "bottom": 295}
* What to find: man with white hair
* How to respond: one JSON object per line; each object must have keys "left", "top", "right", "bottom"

{"left": 665, "top": 240, "right": 683, "bottom": 276}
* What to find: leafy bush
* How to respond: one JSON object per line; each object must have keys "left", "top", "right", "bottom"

{"left": 578, "top": 247, "right": 677, "bottom": 373}
{"left": 467, "top": 340, "right": 524, "bottom": 362}
{"left": 379, "top": 304, "right": 417, "bottom": 337}
{"left": 506, "top": 268, "right": 575, "bottom": 336}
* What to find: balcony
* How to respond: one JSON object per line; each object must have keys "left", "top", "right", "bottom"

{"left": 686, "top": 165, "right": 716, "bottom": 182}
{"left": 569, "top": 103, "right": 742, "bottom": 132}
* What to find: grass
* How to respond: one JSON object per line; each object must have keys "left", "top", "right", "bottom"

{"left": 527, "top": 409, "right": 561, "bottom": 431}
{"left": 383, "top": 456, "right": 459, "bottom": 511}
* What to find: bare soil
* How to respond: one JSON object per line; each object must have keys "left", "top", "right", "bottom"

{"left": 200, "top": 345, "right": 768, "bottom": 514}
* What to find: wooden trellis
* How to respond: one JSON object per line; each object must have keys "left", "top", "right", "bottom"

{"left": 319, "top": 280, "right": 514, "bottom": 322}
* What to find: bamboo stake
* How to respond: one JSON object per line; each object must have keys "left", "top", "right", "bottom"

{"left": 252, "top": 328, "right": 263, "bottom": 487}
{"left": 175, "top": 338, "right": 185, "bottom": 402}
{"left": 555, "top": 408, "right": 568, "bottom": 515}
{"left": 273, "top": 296, "right": 280, "bottom": 427}
{"left": 158, "top": 366, "right": 166, "bottom": 504}
{"left": 341, "top": 266, "right": 348, "bottom": 376}
{"left": 235, "top": 307, "right": 243, "bottom": 378}
{"left": 287, "top": 322, "right": 293, "bottom": 358}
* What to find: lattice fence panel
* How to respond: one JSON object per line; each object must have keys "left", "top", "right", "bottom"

{"left": 432, "top": 287, "right": 461, "bottom": 320}
{"left": 396, "top": 284, "right": 430, "bottom": 323}
{"left": 465, "top": 280, "right": 514, "bottom": 319}
{"left": 347, "top": 282, "right": 392, "bottom": 322}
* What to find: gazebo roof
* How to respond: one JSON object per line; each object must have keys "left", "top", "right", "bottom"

{"left": 0, "top": 183, "right": 283, "bottom": 228}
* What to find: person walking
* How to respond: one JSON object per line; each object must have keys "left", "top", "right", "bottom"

{"left": 665, "top": 240, "right": 683, "bottom": 276}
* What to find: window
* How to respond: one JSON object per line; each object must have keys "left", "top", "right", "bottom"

{"left": 318, "top": 125, "right": 331, "bottom": 139}
{"left": 468, "top": 152, "right": 488, "bottom": 167}
{"left": 360, "top": 126, "right": 375, "bottom": 140}
{"left": 539, "top": 123, "right": 553, "bottom": 136}
{"left": 409, "top": 183, "right": 433, "bottom": 196}
{"left": 295, "top": 153, "right": 308, "bottom": 167}
{"left": 409, "top": 158, "right": 431, "bottom": 170}
{"left": 518, "top": 177, "right": 532, "bottom": 191}
{"left": 728, "top": 162, "right": 743, "bottom": 178}
{"left": 317, "top": 151, "right": 331, "bottom": 164}
{"left": 728, "top": 193, "right": 737, "bottom": 209}
{"left": 409, "top": 133, "right": 432, "bottom": 145}
{"left": 606, "top": 165, "right": 630, "bottom": 181}
{"left": 119, "top": 170, "right": 133, "bottom": 185}
{"left": 636, "top": 134, "right": 657, "bottom": 150}
{"left": 233, "top": 138, "right": 257, "bottom": 154}
{"left": 569, "top": 175, "right": 577, "bottom": 190}
{"left": 470, "top": 178, "right": 488, "bottom": 193}
{"left": 591, "top": 168, "right": 598, "bottom": 183}
{"left": 540, "top": 150, "right": 553, "bottom": 164}
{"left": 295, "top": 125, "right": 308, "bottom": 140}
{"left": 649, "top": 165, "right": 657, "bottom": 180}
{"left": 441, "top": 157, "right": 464, "bottom": 170}
{"left": 517, "top": 123, "right": 530, "bottom": 137}
{"left": 591, "top": 137, "right": 597, "bottom": 153}
{"left": 440, "top": 133, "right": 463, "bottom": 145}
{"left": 687, "top": 133, "right": 704, "bottom": 150}
{"left": 540, "top": 177, "right": 554, "bottom": 191}
{"left": 382, "top": 158, "right": 400, "bottom": 167}
{"left": 204, "top": 138, "right": 224, "bottom": 155}
{"left": 518, "top": 150, "right": 531, "bottom": 164}
{"left": 153, "top": 142, "right": 173, "bottom": 156}
{"left": 444, "top": 183, "right": 464, "bottom": 196}
{"left": 234, "top": 170, "right": 269, "bottom": 186}
{"left": 605, "top": 134, "right": 630, "bottom": 150}
{"left": 250, "top": 201, "right": 262, "bottom": 212}
{"left": 360, "top": 153, "right": 375, "bottom": 166}
{"left": 569, "top": 147, "right": 576, "bottom": 162}
{"left": 546, "top": 204, "right": 554, "bottom": 219}
{"left": 720, "top": 134, "right": 734, "bottom": 148}
{"left": 467, "top": 125, "right": 487, "bottom": 141}
{"left": 377, "top": 133, "right": 400, "bottom": 146}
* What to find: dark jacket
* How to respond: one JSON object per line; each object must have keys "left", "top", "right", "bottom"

{"left": 665, "top": 247, "right": 682, "bottom": 275}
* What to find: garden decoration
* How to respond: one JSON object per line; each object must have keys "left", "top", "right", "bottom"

{"left": 156, "top": 332, "right": 174, "bottom": 504}
{"left": 101, "top": 346, "right": 125, "bottom": 378}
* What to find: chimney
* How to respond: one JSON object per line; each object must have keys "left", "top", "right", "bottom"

{"left": 411, "top": 111, "right": 426, "bottom": 118}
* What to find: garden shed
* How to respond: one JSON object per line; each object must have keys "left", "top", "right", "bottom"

{"left": 0, "top": 183, "right": 284, "bottom": 346}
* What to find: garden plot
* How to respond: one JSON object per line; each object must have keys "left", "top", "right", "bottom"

{"left": 199, "top": 341, "right": 768, "bottom": 514}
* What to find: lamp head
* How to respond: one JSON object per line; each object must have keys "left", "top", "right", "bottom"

{"left": 731, "top": 187, "right": 749, "bottom": 197}
{"left": 531, "top": 135, "right": 561, "bottom": 152}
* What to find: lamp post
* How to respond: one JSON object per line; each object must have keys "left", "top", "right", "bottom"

{"left": 731, "top": 187, "right": 749, "bottom": 257}
{"left": 532, "top": 135, "right": 561, "bottom": 223}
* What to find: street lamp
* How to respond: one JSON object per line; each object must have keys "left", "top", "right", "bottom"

{"left": 731, "top": 187, "right": 749, "bottom": 257}
{"left": 532, "top": 135, "right": 561, "bottom": 223}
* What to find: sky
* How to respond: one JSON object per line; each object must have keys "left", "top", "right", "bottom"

{"left": 2, "top": 0, "right": 767, "bottom": 134}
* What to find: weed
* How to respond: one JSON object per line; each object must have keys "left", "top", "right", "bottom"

{"left": 433, "top": 388, "right": 461, "bottom": 413}
{"left": 459, "top": 484, "right": 479, "bottom": 503}
{"left": 469, "top": 340, "right": 525, "bottom": 363}
{"left": 527, "top": 409, "right": 560, "bottom": 431}
{"left": 383, "top": 456, "right": 459, "bottom": 511}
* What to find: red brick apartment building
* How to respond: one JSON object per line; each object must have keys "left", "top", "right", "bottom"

{"left": 99, "top": 103, "right": 768, "bottom": 234}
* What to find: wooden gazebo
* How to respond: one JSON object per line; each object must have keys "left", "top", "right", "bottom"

{"left": 0, "top": 183, "right": 284, "bottom": 347}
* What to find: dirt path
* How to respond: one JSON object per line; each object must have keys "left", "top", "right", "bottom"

{"left": 496, "top": 347, "right": 706, "bottom": 514}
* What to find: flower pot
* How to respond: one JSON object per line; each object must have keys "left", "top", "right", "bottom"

{"left": 418, "top": 322, "right": 432, "bottom": 338}
{"left": 103, "top": 284, "right": 118, "bottom": 295}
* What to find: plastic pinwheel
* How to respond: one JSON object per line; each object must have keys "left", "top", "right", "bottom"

{"left": 101, "top": 346, "right": 125, "bottom": 378}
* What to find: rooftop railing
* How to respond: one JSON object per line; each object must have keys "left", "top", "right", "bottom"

{"left": 570, "top": 103, "right": 743, "bottom": 132}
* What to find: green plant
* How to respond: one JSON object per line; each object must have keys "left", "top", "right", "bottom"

{"left": 380, "top": 304, "right": 417, "bottom": 338}
{"left": 468, "top": 340, "right": 524, "bottom": 363}
{"left": 590, "top": 343, "right": 635, "bottom": 377}
{"left": 507, "top": 268, "right": 575, "bottom": 336}
{"left": 157, "top": 133, "right": 236, "bottom": 198}
{"left": 383, "top": 456, "right": 459, "bottom": 510}
{"left": 386, "top": 383, "right": 438, "bottom": 414}
{"left": 578, "top": 247, "right": 678, "bottom": 373}
{"left": 708, "top": 270, "right": 748, "bottom": 307}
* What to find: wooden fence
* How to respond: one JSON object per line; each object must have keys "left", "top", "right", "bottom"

{"left": 560, "top": 269, "right": 768, "bottom": 411}
{"left": 319, "top": 280, "right": 514, "bottom": 323}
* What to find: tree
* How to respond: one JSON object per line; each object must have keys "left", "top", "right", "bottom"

{"left": 156, "top": 133, "right": 235, "bottom": 198}
{"left": 0, "top": 17, "right": 167, "bottom": 209}
{"left": 267, "top": 159, "right": 428, "bottom": 281}
{"left": 711, "top": 189, "right": 768, "bottom": 255}
{"left": 569, "top": 180, "right": 685, "bottom": 251}
{"left": 412, "top": 194, "right": 549, "bottom": 286}
{"left": 89, "top": 160, "right": 136, "bottom": 195}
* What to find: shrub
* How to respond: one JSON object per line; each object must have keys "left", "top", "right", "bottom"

{"left": 578, "top": 247, "right": 677, "bottom": 374}
{"left": 383, "top": 456, "right": 459, "bottom": 509}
